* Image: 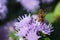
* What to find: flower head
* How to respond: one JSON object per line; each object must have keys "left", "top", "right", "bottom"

{"left": 26, "top": 30, "right": 40, "bottom": 40}
{"left": 14, "top": 14, "right": 53, "bottom": 40}
{"left": 14, "top": 14, "right": 32, "bottom": 36}
{"left": 16, "top": 0, "right": 40, "bottom": 12}
{"left": 35, "top": 20, "right": 54, "bottom": 35}
{"left": 0, "top": 0, "right": 8, "bottom": 20}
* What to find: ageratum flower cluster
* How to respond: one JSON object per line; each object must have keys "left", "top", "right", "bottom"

{"left": 0, "top": 0, "right": 8, "bottom": 20}
{"left": 16, "top": 0, "right": 40, "bottom": 12}
{"left": 14, "top": 14, "right": 53, "bottom": 40}
{"left": 16, "top": 0, "right": 54, "bottom": 12}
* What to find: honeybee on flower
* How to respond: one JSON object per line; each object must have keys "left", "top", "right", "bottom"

{"left": 37, "top": 9, "right": 45, "bottom": 24}
{"left": 14, "top": 9, "right": 54, "bottom": 40}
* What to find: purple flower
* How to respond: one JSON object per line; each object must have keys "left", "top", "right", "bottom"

{"left": 38, "top": 23, "right": 53, "bottom": 35}
{"left": 14, "top": 14, "right": 53, "bottom": 40}
{"left": 16, "top": 0, "right": 40, "bottom": 12}
{"left": 34, "top": 20, "right": 54, "bottom": 35}
{"left": 26, "top": 30, "right": 40, "bottom": 40}
{"left": 14, "top": 14, "right": 32, "bottom": 36}
{"left": 0, "top": 23, "right": 9, "bottom": 40}
{"left": 0, "top": 0, "right": 8, "bottom": 20}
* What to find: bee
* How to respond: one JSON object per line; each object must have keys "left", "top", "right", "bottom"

{"left": 37, "top": 9, "right": 45, "bottom": 24}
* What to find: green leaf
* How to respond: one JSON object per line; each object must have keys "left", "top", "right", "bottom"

{"left": 54, "top": 2, "right": 60, "bottom": 17}
{"left": 44, "top": 37, "right": 50, "bottom": 40}
{"left": 10, "top": 32, "right": 18, "bottom": 40}
{"left": 45, "top": 2, "right": 60, "bottom": 23}
{"left": 45, "top": 13, "right": 55, "bottom": 23}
